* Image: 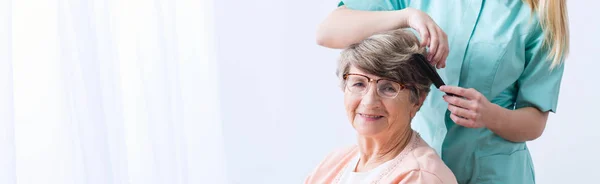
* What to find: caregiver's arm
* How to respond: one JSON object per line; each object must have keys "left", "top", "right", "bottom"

{"left": 441, "top": 86, "right": 548, "bottom": 142}
{"left": 485, "top": 106, "right": 548, "bottom": 142}
{"left": 316, "top": 6, "right": 411, "bottom": 49}
{"left": 317, "top": 6, "right": 448, "bottom": 68}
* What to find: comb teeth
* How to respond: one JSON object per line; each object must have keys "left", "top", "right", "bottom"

{"left": 412, "top": 54, "right": 445, "bottom": 89}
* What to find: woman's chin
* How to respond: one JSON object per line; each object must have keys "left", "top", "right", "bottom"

{"left": 353, "top": 120, "right": 386, "bottom": 136}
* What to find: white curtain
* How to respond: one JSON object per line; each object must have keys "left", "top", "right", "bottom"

{"left": 1, "top": 0, "right": 226, "bottom": 183}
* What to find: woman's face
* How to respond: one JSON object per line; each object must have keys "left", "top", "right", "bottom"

{"left": 344, "top": 66, "right": 421, "bottom": 137}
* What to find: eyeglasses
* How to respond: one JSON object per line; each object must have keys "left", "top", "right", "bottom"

{"left": 343, "top": 73, "right": 408, "bottom": 99}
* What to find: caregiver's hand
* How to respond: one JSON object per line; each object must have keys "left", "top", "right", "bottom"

{"left": 440, "top": 85, "right": 498, "bottom": 128}
{"left": 403, "top": 8, "right": 448, "bottom": 69}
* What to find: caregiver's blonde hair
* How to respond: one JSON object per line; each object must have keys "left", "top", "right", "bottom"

{"left": 524, "top": 0, "right": 570, "bottom": 68}
{"left": 337, "top": 29, "right": 432, "bottom": 104}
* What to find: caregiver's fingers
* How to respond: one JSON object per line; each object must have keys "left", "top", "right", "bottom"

{"left": 439, "top": 46, "right": 448, "bottom": 68}
{"left": 429, "top": 25, "right": 448, "bottom": 69}
{"left": 448, "top": 104, "right": 477, "bottom": 120}
{"left": 440, "top": 86, "right": 480, "bottom": 100}
{"left": 437, "top": 28, "right": 449, "bottom": 68}
{"left": 427, "top": 23, "right": 438, "bottom": 62}
{"left": 416, "top": 24, "right": 431, "bottom": 48}
{"left": 443, "top": 95, "right": 474, "bottom": 110}
{"left": 450, "top": 113, "right": 480, "bottom": 128}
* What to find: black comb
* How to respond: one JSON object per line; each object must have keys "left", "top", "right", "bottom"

{"left": 412, "top": 54, "right": 457, "bottom": 96}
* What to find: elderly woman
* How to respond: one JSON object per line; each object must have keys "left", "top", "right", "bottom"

{"left": 305, "top": 29, "right": 456, "bottom": 184}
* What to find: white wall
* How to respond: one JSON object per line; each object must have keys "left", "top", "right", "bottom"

{"left": 214, "top": 1, "right": 600, "bottom": 183}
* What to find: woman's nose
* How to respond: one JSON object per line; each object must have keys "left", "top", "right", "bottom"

{"left": 360, "top": 84, "right": 381, "bottom": 106}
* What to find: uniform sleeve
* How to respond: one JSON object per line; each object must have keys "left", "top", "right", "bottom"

{"left": 515, "top": 21, "right": 565, "bottom": 113}
{"left": 337, "top": 0, "right": 410, "bottom": 11}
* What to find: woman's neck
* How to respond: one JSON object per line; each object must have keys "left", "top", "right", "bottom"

{"left": 355, "top": 127, "right": 413, "bottom": 172}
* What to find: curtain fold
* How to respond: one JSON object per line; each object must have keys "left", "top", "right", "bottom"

{"left": 2, "top": 0, "right": 225, "bottom": 183}
{"left": 1, "top": 0, "right": 16, "bottom": 183}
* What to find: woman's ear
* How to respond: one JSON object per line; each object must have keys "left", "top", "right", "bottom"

{"left": 411, "top": 92, "right": 428, "bottom": 117}
{"left": 418, "top": 92, "right": 428, "bottom": 106}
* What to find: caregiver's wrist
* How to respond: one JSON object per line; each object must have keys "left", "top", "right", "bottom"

{"left": 393, "top": 8, "right": 415, "bottom": 29}
{"left": 482, "top": 103, "right": 508, "bottom": 130}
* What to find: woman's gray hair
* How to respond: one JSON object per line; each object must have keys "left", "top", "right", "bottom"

{"left": 337, "top": 29, "right": 432, "bottom": 104}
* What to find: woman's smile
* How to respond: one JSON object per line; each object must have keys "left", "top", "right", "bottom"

{"left": 357, "top": 113, "right": 385, "bottom": 121}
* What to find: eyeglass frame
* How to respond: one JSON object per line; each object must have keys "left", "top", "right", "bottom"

{"left": 342, "top": 73, "right": 412, "bottom": 99}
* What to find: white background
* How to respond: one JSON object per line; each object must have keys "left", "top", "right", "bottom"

{"left": 214, "top": 1, "right": 600, "bottom": 183}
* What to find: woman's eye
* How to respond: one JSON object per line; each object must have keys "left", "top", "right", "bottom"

{"left": 382, "top": 86, "right": 397, "bottom": 93}
{"left": 352, "top": 82, "right": 365, "bottom": 87}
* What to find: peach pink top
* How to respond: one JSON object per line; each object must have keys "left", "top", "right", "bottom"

{"left": 305, "top": 132, "right": 457, "bottom": 184}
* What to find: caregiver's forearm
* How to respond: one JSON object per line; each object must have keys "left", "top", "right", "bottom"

{"left": 485, "top": 106, "right": 549, "bottom": 143}
{"left": 316, "top": 6, "right": 411, "bottom": 48}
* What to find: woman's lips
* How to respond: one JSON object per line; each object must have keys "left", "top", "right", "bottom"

{"left": 358, "top": 113, "right": 384, "bottom": 121}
